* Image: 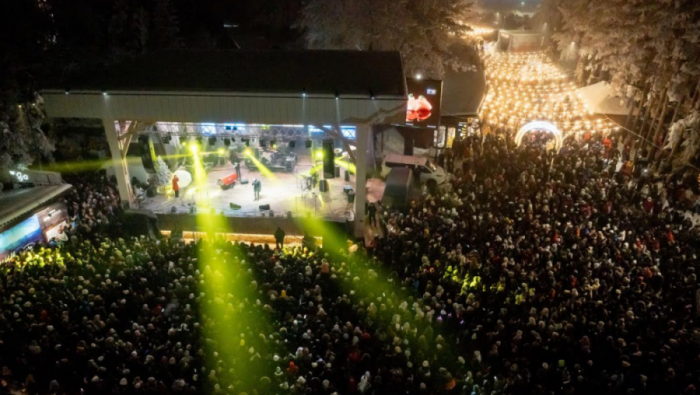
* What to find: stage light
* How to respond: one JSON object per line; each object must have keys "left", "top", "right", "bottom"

{"left": 189, "top": 144, "right": 198, "bottom": 153}
{"left": 102, "top": 90, "right": 108, "bottom": 97}
{"left": 217, "top": 148, "right": 225, "bottom": 156}
{"left": 305, "top": 139, "right": 312, "bottom": 148}
{"left": 196, "top": 137, "right": 203, "bottom": 146}
{"left": 209, "top": 136, "right": 216, "bottom": 146}
{"left": 223, "top": 138, "right": 231, "bottom": 146}
{"left": 270, "top": 139, "right": 277, "bottom": 146}
{"left": 316, "top": 151, "right": 324, "bottom": 159}
{"left": 243, "top": 138, "right": 250, "bottom": 147}
{"left": 415, "top": 73, "right": 422, "bottom": 80}
{"left": 260, "top": 139, "right": 266, "bottom": 148}
{"left": 289, "top": 140, "right": 296, "bottom": 148}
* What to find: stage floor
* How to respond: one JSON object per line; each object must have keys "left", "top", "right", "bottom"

{"left": 141, "top": 158, "right": 382, "bottom": 221}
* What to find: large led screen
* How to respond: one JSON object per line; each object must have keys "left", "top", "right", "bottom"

{"left": 0, "top": 215, "right": 44, "bottom": 262}
{"left": 406, "top": 78, "right": 443, "bottom": 129}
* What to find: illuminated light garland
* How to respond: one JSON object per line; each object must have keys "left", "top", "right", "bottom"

{"left": 515, "top": 121, "right": 564, "bottom": 151}
{"left": 479, "top": 51, "right": 619, "bottom": 139}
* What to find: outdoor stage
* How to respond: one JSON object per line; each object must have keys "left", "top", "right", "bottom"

{"left": 141, "top": 154, "right": 384, "bottom": 222}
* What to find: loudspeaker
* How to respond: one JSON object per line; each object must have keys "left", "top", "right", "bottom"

{"left": 322, "top": 139, "right": 335, "bottom": 179}
{"left": 404, "top": 136, "right": 414, "bottom": 156}
{"left": 138, "top": 135, "right": 156, "bottom": 173}
{"left": 229, "top": 203, "right": 241, "bottom": 210}
{"left": 319, "top": 179, "right": 329, "bottom": 192}
{"left": 259, "top": 204, "right": 271, "bottom": 211}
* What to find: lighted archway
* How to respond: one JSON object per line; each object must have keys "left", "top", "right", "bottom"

{"left": 514, "top": 121, "right": 563, "bottom": 151}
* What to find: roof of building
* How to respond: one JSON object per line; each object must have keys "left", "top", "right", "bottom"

{"left": 441, "top": 67, "right": 486, "bottom": 117}
{"left": 0, "top": 184, "right": 73, "bottom": 230}
{"left": 48, "top": 50, "right": 407, "bottom": 98}
{"left": 500, "top": 29, "right": 543, "bottom": 36}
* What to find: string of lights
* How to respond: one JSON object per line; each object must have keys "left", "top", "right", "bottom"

{"left": 479, "top": 51, "right": 620, "bottom": 137}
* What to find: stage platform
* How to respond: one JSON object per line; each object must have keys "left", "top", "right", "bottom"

{"left": 140, "top": 156, "right": 387, "bottom": 221}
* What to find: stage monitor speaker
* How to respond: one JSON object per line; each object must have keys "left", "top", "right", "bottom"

{"left": 229, "top": 203, "right": 242, "bottom": 210}
{"left": 138, "top": 135, "right": 156, "bottom": 173}
{"left": 123, "top": 209, "right": 160, "bottom": 240}
{"left": 259, "top": 204, "right": 271, "bottom": 211}
{"left": 322, "top": 139, "right": 335, "bottom": 178}
{"left": 319, "top": 179, "right": 329, "bottom": 192}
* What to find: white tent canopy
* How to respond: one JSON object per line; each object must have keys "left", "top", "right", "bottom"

{"left": 577, "top": 81, "right": 629, "bottom": 116}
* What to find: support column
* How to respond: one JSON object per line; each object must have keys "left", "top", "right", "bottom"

{"left": 353, "top": 123, "right": 369, "bottom": 237}
{"left": 103, "top": 119, "right": 134, "bottom": 208}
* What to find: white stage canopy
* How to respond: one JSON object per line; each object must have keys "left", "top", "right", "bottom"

{"left": 577, "top": 81, "right": 629, "bottom": 116}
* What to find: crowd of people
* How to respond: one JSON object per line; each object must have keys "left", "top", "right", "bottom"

{"left": 2, "top": 131, "right": 700, "bottom": 395}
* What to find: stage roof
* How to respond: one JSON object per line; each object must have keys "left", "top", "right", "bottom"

{"left": 48, "top": 50, "right": 407, "bottom": 98}
{"left": 0, "top": 184, "right": 73, "bottom": 230}
{"left": 41, "top": 50, "right": 409, "bottom": 126}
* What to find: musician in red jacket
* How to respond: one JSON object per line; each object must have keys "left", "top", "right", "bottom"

{"left": 172, "top": 174, "right": 180, "bottom": 198}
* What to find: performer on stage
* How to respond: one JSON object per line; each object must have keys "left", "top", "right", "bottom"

{"left": 235, "top": 161, "right": 241, "bottom": 179}
{"left": 172, "top": 174, "right": 180, "bottom": 198}
{"left": 253, "top": 178, "right": 261, "bottom": 201}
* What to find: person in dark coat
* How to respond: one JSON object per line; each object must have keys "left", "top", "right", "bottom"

{"left": 367, "top": 202, "right": 378, "bottom": 227}
{"left": 253, "top": 178, "right": 261, "bottom": 201}
{"left": 274, "top": 227, "right": 285, "bottom": 249}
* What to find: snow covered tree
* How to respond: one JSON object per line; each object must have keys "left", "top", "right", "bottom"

{"left": 298, "top": 0, "right": 477, "bottom": 79}
{"left": 154, "top": 155, "right": 173, "bottom": 187}
{"left": 0, "top": 95, "right": 54, "bottom": 170}
{"left": 664, "top": 111, "right": 700, "bottom": 170}
{"left": 152, "top": 0, "right": 183, "bottom": 49}
{"left": 541, "top": 0, "right": 700, "bottom": 169}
